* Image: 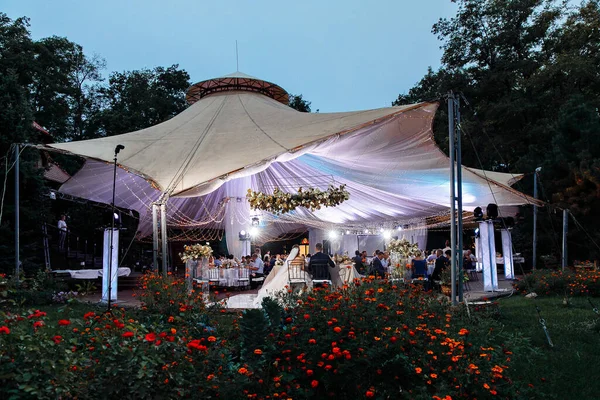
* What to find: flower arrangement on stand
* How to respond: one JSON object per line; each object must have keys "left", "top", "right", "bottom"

{"left": 387, "top": 239, "right": 420, "bottom": 279}
{"left": 179, "top": 244, "right": 213, "bottom": 262}
{"left": 246, "top": 184, "right": 350, "bottom": 214}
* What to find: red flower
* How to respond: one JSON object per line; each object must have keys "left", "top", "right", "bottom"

{"left": 366, "top": 390, "right": 375, "bottom": 398}
{"left": 458, "top": 328, "right": 469, "bottom": 336}
{"left": 187, "top": 340, "right": 208, "bottom": 351}
{"left": 207, "top": 336, "right": 217, "bottom": 342}
{"left": 33, "top": 321, "right": 44, "bottom": 329}
{"left": 306, "top": 369, "right": 314, "bottom": 376}
{"left": 122, "top": 331, "right": 134, "bottom": 338}
{"left": 52, "top": 335, "right": 63, "bottom": 344}
{"left": 390, "top": 336, "right": 397, "bottom": 343}
{"left": 311, "top": 380, "right": 319, "bottom": 388}
{"left": 83, "top": 312, "right": 95, "bottom": 320}
{"left": 308, "top": 339, "right": 317, "bottom": 345}
{"left": 145, "top": 333, "right": 157, "bottom": 342}
{"left": 254, "top": 349, "right": 263, "bottom": 355}
{"left": 304, "top": 314, "right": 310, "bottom": 320}
{"left": 333, "top": 326, "right": 342, "bottom": 333}
{"left": 0, "top": 326, "right": 10, "bottom": 334}
{"left": 238, "top": 367, "right": 248, "bottom": 375}
{"left": 58, "top": 319, "right": 71, "bottom": 326}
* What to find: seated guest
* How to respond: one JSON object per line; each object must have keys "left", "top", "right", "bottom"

{"left": 214, "top": 255, "right": 223, "bottom": 267}
{"left": 308, "top": 243, "right": 335, "bottom": 279}
{"left": 413, "top": 251, "right": 424, "bottom": 261}
{"left": 426, "top": 250, "right": 438, "bottom": 263}
{"left": 463, "top": 250, "right": 475, "bottom": 270}
{"left": 249, "top": 254, "right": 265, "bottom": 289}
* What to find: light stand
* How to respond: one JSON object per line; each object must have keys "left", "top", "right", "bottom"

{"left": 107, "top": 144, "right": 124, "bottom": 312}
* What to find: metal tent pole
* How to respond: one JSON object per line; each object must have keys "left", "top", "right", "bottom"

{"left": 448, "top": 93, "right": 457, "bottom": 305}
{"left": 562, "top": 209, "right": 568, "bottom": 271}
{"left": 152, "top": 203, "right": 159, "bottom": 271}
{"left": 532, "top": 167, "right": 541, "bottom": 270}
{"left": 160, "top": 202, "right": 168, "bottom": 276}
{"left": 455, "top": 97, "right": 464, "bottom": 302}
{"left": 14, "top": 144, "right": 20, "bottom": 281}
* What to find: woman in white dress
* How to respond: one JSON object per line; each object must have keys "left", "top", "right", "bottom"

{"left": 253, "top": 245, "right": 312, "bottom": 307}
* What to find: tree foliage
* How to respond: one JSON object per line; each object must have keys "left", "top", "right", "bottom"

{"left": 394, "top": 0, "right": 600, "bottom": 262}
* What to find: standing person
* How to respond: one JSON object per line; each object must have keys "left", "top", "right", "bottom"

{"left": 352, "top": 250, "right": 364, "bottom": 273}
{"left": 443, "top": 240, "right": 451, "bottom": 254}
{"left": 372, "top": 251, "right": 386, "bottom": 278}
{"left": 430, "top": 250, "right": 449, "bottom": 282}
{"left": 58, "top": 215, "right": 67, "bottom": 251}
{"left": 309, "top": 243, "right": 341, "bottom": 287}
{"left": 263, "top": 251, "right": 271, "bottom": 262}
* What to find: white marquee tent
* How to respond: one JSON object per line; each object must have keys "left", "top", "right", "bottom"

{"left": 42, "top": 72, "right": 537, "bottom": 262}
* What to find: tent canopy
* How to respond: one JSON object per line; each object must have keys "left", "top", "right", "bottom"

{"left": 44, "top": 72, "right": 538, "bottom": 249}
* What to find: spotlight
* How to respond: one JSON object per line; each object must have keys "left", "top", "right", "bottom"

{"left": 240, "top": 230, "right": 246, "bottom": 236}
{"left": 397, "top": 226, "right": 403, "bottom": 231}
{"left": 328, "top": 230, "right": 338, "bottom": 239}
{"left": 113, "top": 212, "right": 119, "bottom": 220}
{"left": 380, "top": 227, "right": 384, "bottom": 232}
{"left": 239, "top": 231, "right": 249, "bottom": 240}
{"left": 473, "top": 206, "right": 484, "bottom": 221}
{"left": 474, "top": 228, "right": 480, "bottom": 238}
{"left": 345, "top": 230, "right": 351, "bottom": 235}
{"left": 249, "top": 227, "right": 259, "bottom": 237}
{"left": 49, "top": 191, "right": 56, "bottom": 200}
{"left": 486, "top": 203, "right": 499, "bottom": 220}
{"left": 383, "top": 230, "right": 392, "bottom": 240}
{"left": 364, "top": 229, "right": 369, "bottom": 234}
{"left": 251, "top": 217, "right": 260, "bottom": 226}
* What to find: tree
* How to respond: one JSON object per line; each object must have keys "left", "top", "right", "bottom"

{"left": 92, "top": 65, "right": 190, "bottom": 136}
{"left": 288, "top": 94, "right": 312, "bottom": 112}
{"left": 394, "top": 0, "right": 600, "bottom": 262}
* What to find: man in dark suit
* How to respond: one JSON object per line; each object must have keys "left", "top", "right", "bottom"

{"left": 372, "top": 251, "right": 386, "bottom": 278}
{"left": 352, "top": 250, "right": 364, "bottom": 274}
{"left": 430, "top": 250, "right": 450, "bottom": 281}
{"left": 308, "top": 243, "right": 335, "bottom": 279}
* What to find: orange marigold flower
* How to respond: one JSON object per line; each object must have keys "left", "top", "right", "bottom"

{"left": 458, "top": 328, "right": 469, "bottom": 336}
{"left": 207, "top": 374, "right": 215, "bottom": 381}
{"left": 333, "top": 326, "right": 342, "bottom": 333}
{"left": 207, "top": 336, "right": 217, "bottom": 342}
{"left": 308, "top": 338, "right": 317, "bottom": 344}
{"left": 430, "top": 373, "right": 438, "bottom": 379}
{"left": 238, "top": 367, "right": 248, "bottom": 375}
{"left": 254, "top": 349, "right": 263, "bottom": 355}
{"left": 415, "top": 367, "right": 422, "bottom": 374}
{"left": 483, "top": 383, "right": 491, "bottom": 389}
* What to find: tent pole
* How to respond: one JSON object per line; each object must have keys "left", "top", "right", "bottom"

{"left": 14, "top": 144, "right": 20, "bottom": 282}
{"left": 562, "top": 209, "right": 568, "bottom": 271}
{"left": 532, "top": 167, "right": 541, "bottom": 270}
{"left": 455, "top": 97, "right": 464, "bottom": 302}
{"left": 152, "top": 203, "right": 159, "bottom": 272}
{"left": 161, "top": 201, "right": 168, "bottom": 276}
{"left": 448, "top": 92, "right": 457, "bottom": 306}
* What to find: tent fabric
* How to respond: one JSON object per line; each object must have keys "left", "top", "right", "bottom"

{"left": 47, "top": 72, "right": 539, "bottom": 254}
{"left": 47, "top": 90, "right": 423, "bottom": 197}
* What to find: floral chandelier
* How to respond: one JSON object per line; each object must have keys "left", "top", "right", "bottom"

{"left": 246, "top": 184, "right": 350, "bottom": 215}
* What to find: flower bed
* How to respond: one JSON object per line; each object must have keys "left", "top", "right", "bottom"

{"left": 513, "top": 269, "right": 600, "bottom": 297}
{"left": 0, "top": 274, "right": 536, "bottom": 399}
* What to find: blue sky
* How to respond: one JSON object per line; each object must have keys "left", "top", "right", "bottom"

{"left": 4, "top": 0, "right": 457, "bottom": 112}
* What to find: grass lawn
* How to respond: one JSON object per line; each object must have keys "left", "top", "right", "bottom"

{"left": 495, "top": 295, "right": 600, "bottom": 400}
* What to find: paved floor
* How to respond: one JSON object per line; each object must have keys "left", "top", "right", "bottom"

{"left": 80, "top": 272, "right": 517, "bottom": 309}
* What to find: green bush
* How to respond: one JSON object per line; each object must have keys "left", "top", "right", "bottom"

{"left": 0, "top": 276, "right": 539, "bottom": 399}
{"left": 513, "top": 269, "right": 600, "bottom": 297}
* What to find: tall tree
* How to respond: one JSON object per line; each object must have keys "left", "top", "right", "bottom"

{"left": 288, "top": 94, "right": 312, "bottom": 112}
{"left": 92, "top": 65, "right": 190, "bottom": 136}
{"left": 394, "top": 0, "right": 600, "bottom": 262}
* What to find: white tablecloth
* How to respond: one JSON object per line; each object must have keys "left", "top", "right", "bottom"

{"left": 220, "top": 268, "right": 240, "bottom": 287}
{"left": 53, "top": 268, "right": 131, "bottom": 279}
{"left": 495, "top": 257, "right": 525, "bottom": 264}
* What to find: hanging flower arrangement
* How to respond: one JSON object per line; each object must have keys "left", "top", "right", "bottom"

{"left": 179, "top": 244, "right": 213, "bottom": 262}
{"left": 246, "top": 185, "right": 350, "bottom": 215}
{"left": 386, "top": 239, "right": 420, "bottom": 258}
